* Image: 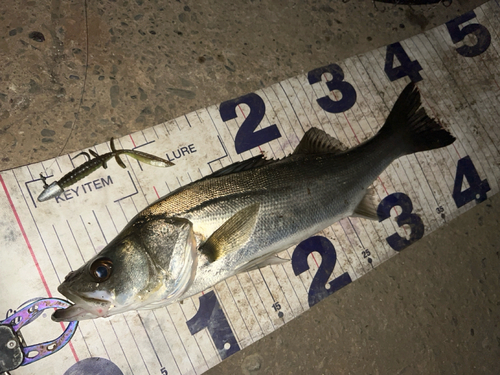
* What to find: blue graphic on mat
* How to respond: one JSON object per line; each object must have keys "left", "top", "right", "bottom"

{"left": 63, "top": 357, "right": 124, "bottom": 375}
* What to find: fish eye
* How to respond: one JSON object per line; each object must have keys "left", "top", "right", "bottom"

{"left": 89, "top": 258, "right": 113, "bottom": 282}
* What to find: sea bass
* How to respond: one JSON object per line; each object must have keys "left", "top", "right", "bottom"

{"left": 53, "top": 83, "right": 455, "bottom": 322}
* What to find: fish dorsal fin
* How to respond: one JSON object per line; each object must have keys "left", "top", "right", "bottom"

{"left": 235, "top": 254, "right": 289, "bottom": 274}
{"left": 352, "top": 185, "right": 379, "bottom": 220}
{"left": 200, "top": 203, "right": 260, "bottom": 262}
{"left": 203, "top": 155, "right": 276, "bottom": 181}
{"left": 293, "top": 127, "right": 347, "bottom": 155}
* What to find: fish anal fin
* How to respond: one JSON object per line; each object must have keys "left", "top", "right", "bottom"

{"left": 293, "top": 128, "right": 348, "bottom": 155}
{"left": 200, "top": 203, "right": 260, "bottom": 262}
{"left": 352, "top": 185, "right": 379, "bottom": 221}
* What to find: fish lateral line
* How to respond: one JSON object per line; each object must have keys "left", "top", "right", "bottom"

{"left": 37, "top": 138, "right": 174, "bottom": 202}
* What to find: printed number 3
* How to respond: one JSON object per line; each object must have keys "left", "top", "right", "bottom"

{"left": 307, "top": 63, "right": 357, "bottom": 113}
{"left": 377, "top": 192, "right": 424, "bottom": 252}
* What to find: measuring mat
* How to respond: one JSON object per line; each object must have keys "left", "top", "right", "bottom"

{"left": 1, "top": 1, "right": 499, "bottom": 374}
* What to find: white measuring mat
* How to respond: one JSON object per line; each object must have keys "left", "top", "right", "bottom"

{"left": 1, "top": 1, "right": 499, "bottom": 374}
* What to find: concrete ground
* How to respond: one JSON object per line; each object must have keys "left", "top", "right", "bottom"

{"left": 1, "top": 0, "right": 498, "bottom": 374}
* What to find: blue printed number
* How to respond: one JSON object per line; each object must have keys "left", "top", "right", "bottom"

{"left": 219, "top": 93, "right": 281, "bottom": 154}
{"left": 446, "top": 11, "right": 491, "bottom": 57}
{"left": 292, "top": 236, "right": 352, "bottom": 307}
{"left": 186, "top": 291, "right": 240, "bottom": 360}
{"left": 307, "top": 64, "right": 357, "bottom": 113}
{"left": 452, "top": 156, "right": 490, "bottom": 208}
{"left": 384, "top": 42, "right": 423, "bottom": 82}
{"left": 377, "top": 193, "right": 424, "bottom": 252}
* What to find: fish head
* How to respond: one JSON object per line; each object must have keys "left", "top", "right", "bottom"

{"left": 52, "top": 216, "right": 198, "bottom": 322}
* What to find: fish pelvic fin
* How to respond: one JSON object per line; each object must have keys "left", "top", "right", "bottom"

{"left": 352, "top": 185, "right": 379, "bottom": 221}
{"left": 379, "top": 82, "right": 455, "bottom": 155}
{"left": 293, "top": 127, "right": 347, "bottom": 155}
{"left": 200, "top": 203, "right": 260, "bottom": 262}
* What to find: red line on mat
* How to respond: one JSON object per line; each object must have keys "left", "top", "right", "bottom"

{"left": 0, "top": 173, "right": 80, "bottom": 363}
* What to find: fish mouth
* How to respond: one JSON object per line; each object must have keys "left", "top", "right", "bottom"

{"left": 52, "top": 290, "right": 113, "bottom": 322}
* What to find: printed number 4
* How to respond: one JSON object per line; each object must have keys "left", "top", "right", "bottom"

{"left": 384, "top": 42, "right": 423, "bottom": 83}
{"left": 452, "top": 156, "right": 490, "bottom": 208}
{"left": 292, "top": 236, "right": 352, "bottom": 307}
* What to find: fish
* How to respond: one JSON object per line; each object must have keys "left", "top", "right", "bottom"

{"left": 52, "top": 83, "right": 455, "bottom": 322}
{"left": 38, "top": 138, "right": 174, "bottom": 202}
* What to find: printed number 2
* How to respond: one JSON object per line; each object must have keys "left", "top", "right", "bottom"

{"left": 219, "top": 93, "right": 281, "bottom": 154}
{"left": 186, "top": 291, "right": 240, "bottom": 360}
{"left": 377, "top": 192, "right": 424, "bottom": 252}
{"left": 446, "top": 11, "right": 491, "bottom": 57}
{"left": 452, "top": 156, "right": 490, "bottom": 208}
{"left": 307, "top": 63, "right": 357, "bottom": 113}
{"left": 384, "top": 42, "right": 423, "bottom": 82}
{"left": 292, "top": 236, "right": 352, "bottom": 307}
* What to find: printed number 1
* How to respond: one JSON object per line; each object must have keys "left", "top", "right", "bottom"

{"left": 186, "top": 291, "right": 240, "bottom": 360}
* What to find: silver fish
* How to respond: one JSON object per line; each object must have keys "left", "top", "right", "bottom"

{"left": 52, "top": 83, "right": 455, "bottom": 322}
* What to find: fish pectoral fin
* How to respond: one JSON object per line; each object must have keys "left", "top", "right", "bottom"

{"left": 293, "top": 127, "right": 348, "bottom": 155}
{"left": 352, "top": 185, "right": 379, "bottom": 221}
{"left": 235, "top": 254, "right": 289, "bottom": 274}
{"left": 200, "top": 203, "right": 260, "bottom": 262}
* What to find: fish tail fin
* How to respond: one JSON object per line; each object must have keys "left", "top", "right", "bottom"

{"left": 379, "top": 82, "right": 455, "bottom": 155}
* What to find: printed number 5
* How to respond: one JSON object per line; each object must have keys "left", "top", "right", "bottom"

{"left": 377, "top": 193, "right": 424, "bottom": 252}
{"left": 446, "top": 11, "right": 491, "bottom": 57}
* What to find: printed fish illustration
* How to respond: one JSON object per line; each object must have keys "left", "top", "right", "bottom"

{"left": 52, "top": 83, "right": 455, "bottom": 321}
